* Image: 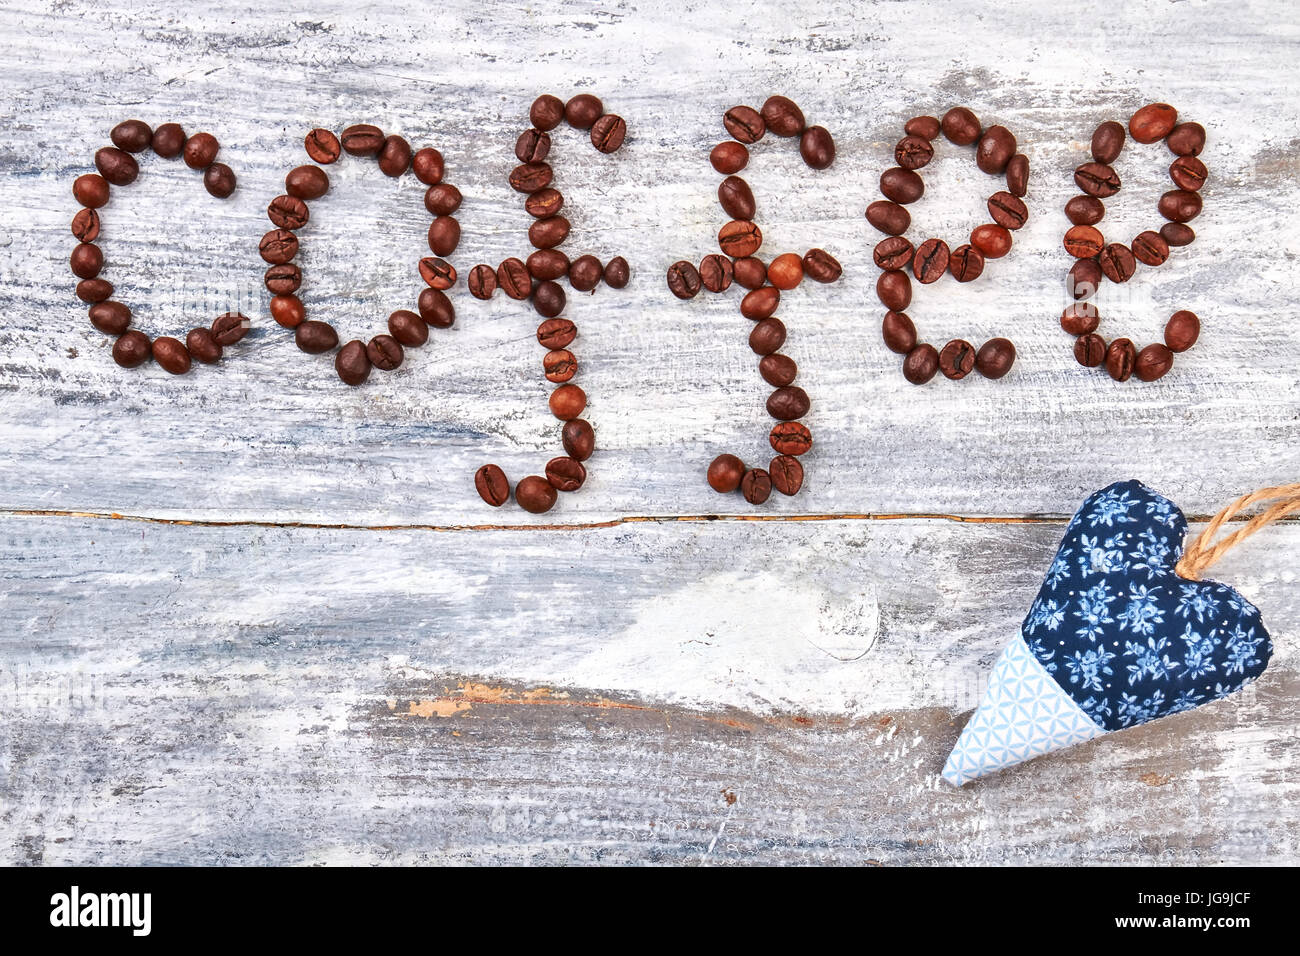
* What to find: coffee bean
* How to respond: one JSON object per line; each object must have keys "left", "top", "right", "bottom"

{"left": 1169, "top": 156, "right": 1208, "bottom": 192}
{"left": 1135, "top": 343, "right": 1174, "bottom": 382}
{"left": 1068, "top": 258, "right": 1103, "bottom": 300}
{"left": 515, "top": 475, "right": 558, "bottom": 514}
{"left": 799, "top": 126, "right": 835, "bottom": 169}
{"left": 591, "top": 114, "right": 626, "bottom": 153}
{"left": 113, "top": 330, "right": 151, "bottom": 368}
{"left": 749, "top": 317, "right": 786, "bottom": 355}
{"left": 766, "top": 385, "right": 810, "bottom": 420}
{"left": 1091, "top": 120, "right": 1126, "bottom": 163}
{"left": 509, "top": 162, "right": 553, "bottom": 193}
{"left": 95, "top": 146, "right": 138, "bottom": 186}
{"left": 718, "top": 220, "right": 762, "bottom": 257}
{"left": 976, "top": 125, "right": 1016, "bottom": 174}
{"left": 1064, "top": 224, "right": 1104, "bottom": 258}
{"left": 71, "top": 208, "right": 100, "bottom": 242}
{"left": 1130, "top": 103, "right": 1177, "bottom": 144}
{"left": 533, "top": 280, "right": 566, "bottom": 318}
{"left": 938, "top": 339, "right": 976, "bottom": 379}
{"left": 418, "top": 256, "right": 456, "bottom": 290}
{"left": 866, "top": 200, "right": 910, "bottom": 236}
{"left": 880, "top": 167, "right": 924, "bottom": 204}
{"left": 545, "top": 456, "right": 587, "bottom": 492}
{"left": 525, "top": 188, "right": 564, "bottom": 218}
{"left": 562, "top": 419, "right": 595, "bottom": 461}
{"left": 305, "top": 128, "right": 341, "bottom": 164}
{"left": 528, "top": 249, "right": 569, "bottom": 281}
{"left": 732, "top": 257, "right": 767, "bottom": 290}
{"left": 211, "top": 312, "right": 249, "bottom": 345}
{"left": 1160, "top": 222, "right": 1195, "bottom": 246}
{"left": 1060, "top": 302, "right": 1100, "bottom": 335}
{"left": 111, "top": 119, "right": 152, "bottom": 153}
{"left": 76, "top": 278, "right": 113, "bottom": 303}
{"left": 427, "top": 216, "right": 461, "bottom": 256}
{"left": 286, "top": 165, "right": 329, "bottom": 200}
{"left": 70, "top": 242, "right": 103, "bottom": 279}
{"left": 603, "top": 257, "right": 630, "bottom": 289}
{"left": 341, "top": 124, "right": 384, "bottom": 156}
{"left": 759, "top": 353, "right": 798, "bottom": 387}
{"left": 388, "top": 309, "right": 428, "bottom": 347}
{"left": 911, "top": 238, "right": 950, "bottom": 284}
{"left": 1105, "top": 337, "right": 1136, "bottom": 381}
{"left": 549, "top": 383, "right": 586, "bottom": 420}
{"left": 1098, "top": 242, "right": 1137, "bottom": 283}
{"left": 530, "top": 95, "right": 565, "bottom": 132}
{"left": 1165, "top": 310, "right": 1200, "bottom": 352}
{"left": 718, "top": 175, "right": 756, "bottom": 220}
{"left": 948, "top": 244, "right": 985, "bottom": 282}
{"left": 941, "top": 107, "right": 981, "bottom": 145}
{"left": 975, "top": 337, "right": 1016, "bottom": 379}
{"left": 364, "top": 333, "right": 404, "bottom": 372}
{"left": 529, "top": 215, "right": 570, "bottom": 250}
{"left": 152, "top": 336, "right": 191, "bottom": 375}
{"left": 497, "top": 258, "right": 532, "bottom": 299}
{"left": 1131, "top": 230, "right": 1170, "bottom": 266}
{"left": 515, "top": 128, "right": 551, "bottom": 165}
{"left": 412, "top": 148, "right": 445, "bottom": 185}
{"left": 895, "top": 134, "right": 934, "bottom": 170}
{"left": 268, "top": 195, "right": 309, "bottom": 230}
{"left": 741, "top": 468, "right": 773, "bottom": 505}
{"left": 543, "top": 348, "right": 577, "bottom": 383}
{"left": 265, "top": 263, "right": 301, "bottom": 294}
{"left": 537, "top": 317, "right": 577, "bottom": 350}
{"left": 882, "top": 310, "right": 917, "bottom": 354}
{"left": 1006, "top": 154, "right": 1030, "bottom": 198}
{"left": 762, "top": 95, "right": 805, "bottom": 136}
{"left": 186, "top": 327, "right": 222, "bottom": 364}
{"left": 902, "top": 343, "right": 939, "bottom": 384}
{"left": 151, "top": 123, "right": 185, "bottom": 159}
{"left": 88, "top": 301, "right": 131, "bottom": 335}
{"left": 259, "top": 229, "right": 298, "bottom": 265}
{"left": 457, "top": 263, "right": 490, "bottom": 300}
{"left": 270, "top": 294, "right": 306, "bottom": 328}
{"left": 419, "top": 287, "right": 455, "bottom": 328}
{"left": 710, "top": 141, "right": 749, "bottom": 174}
{"left": 770, "top": 421, "right": 812, "bottom": 456}
{"left": 73, "top": 173, "right": 110, "bottom": 209}
{"left": 204, "top": 163, "right": 236, "bottom": 198}
{"left": 424, "top": 183, "right": 462, "bottom": 216}
{"left": 1167, "top": 122, "right": 1206, "bottom": 157}
{"left": 971, "top": 223, "right": 1012, "bottom": 258}
{"left": 707, "top": 454, "right": 746, "bottom": 493}
{"left": 475, "top": 464, "right": 510, "bottom": 507}
{"left": 871, "top": 236, "right": 912, "bottom": 271}
{"left": 183, "top": 132, "right": 219, "bottom": 170}
{"left": 335, "top": 340, "right": 371, "bottom": 386}
{"left": 741, "top": 286, "right": 780, "bottom": 321}
{"left": 565, "top": 93, "right": 604, "bottom": 129}
{"left": 667, "top": 260, "right": 702, "bottom": 299}
{"left": 1075, "top": 162, "right": 1121, "bottom": 197}
{"left": 769, "top": 455, "right": 804, "bottom": 496}
{"left": 699, "top": 254, "right": 734, "bottom": 293}
{"left": 802, "top": 248, "right": 841, "bottom": 283}
{"left": 377, "top": 136, "right": 412, "bottom": 176}
{"left": 767, "top": 253, "right": 802, "bottom": 290}
{"left": 877, "top": 269, "right": 912, "bottom": 310}
{"left": 724, "top": 105, "right": 765, "bottom": 143}
{"left": 988, "top": 191, "right": 1028, "bottom": 230}
{"left": 1065, "top": 195, "right": 1105, "bottom": 226}
{"left": 905, "top": 115, "right": 942, "bottom": 140}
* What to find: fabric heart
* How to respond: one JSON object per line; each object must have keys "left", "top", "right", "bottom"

{"left": 943, "top": 479, "right": 1273, "bottom": 786}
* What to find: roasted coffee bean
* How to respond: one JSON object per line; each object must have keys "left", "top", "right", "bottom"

{"left": 767, "top": 253, "right": 802, "bottom": 290}
{"left": 475, "top": 464, "right": 510, "bottom": 507}
{"left": 749, "top": 317, "right": 786, "bottom": 355}
{"left": 183, "top": 132, "right": 219, "bottom": 169}
{"left": 538, "top": 317, "right": 577, "bottom": 350}
{"left": 902, "top": 343, "right": 939, "bottom": 384}
{"left": 562, "top": 419, "right": 595, "bottom": 461}
{"left": 1167, "top": 122, "right": 1206, "bottom": 157}
{"left": 264, "top": 263, "right": 301, "bottom": 294}
{"left": 1135, "top": 343, "right": 1174, "bottom": 382}
{"left": 412, "top": 147, "right": 444, "bottom": 185}
{"left": 1098, "top": 242, "right": 1137, "bottom": 283}
{"left": 975, "top": 337, "right": 1016, "bottom": 379}
{"left": 976, "top": 125, "right": 1016, "bottom": 174}
{"left": 186, "top": 327, "right": 222, "bottom": 364}
{"left": 766, "top": 385, "right": 810, "bottom": 420}
{"left": 515, "top": 129, "right": 551, "bottom": 166}
{"left": 461, "top": 263, "right": 493, "bottom": 300}
{"left": 259, "top": 228, "right": 298, "bottom": 265}
{"left": 769, "top": 455, "right": 804, "bottom": 496}
{"left": 529, "top": 215, "right": 570, "bottom": 249}
{"left": 941, "top": 107, "right": 981, "bottom": 145}
{"left": 516, "top": 475, "right": 558, "bottom": 514}
{"left": 591, "top": 114, "right": 626, "bottom": 153}
{"left": 1075, "top": 162, "right": 1120, "bottom": 197}
{"left": 335, "top": 340, "right": 371, "bottom": 386}
{"left": 1165, "top": 310, "right": 1200, "bottom": 352}
{"left": 1064, "top": 224, "right": 1104, "bottom": 258}
{"left": 802, "top": 248, "right": 841, "bottom": 283}
{"left": 545, "top": 456, "right": 587, "bottom": 492}
{"left": 113, "top": 330, "right": 151, "bottom": 368}
{"left": 95, "top": 146, "right": 138, "bottom": 186}
{"left": 938, "top": 339, "right": 976, "bottom": 380}
{"left": 882, "top": 310, "right": 917, "bottom": 354}
{"left": 1060, "top": 302, "right": 1100, "bottom": 336}
{"left": 1065, "top": 195, "right": 1105, "bottom": 226}
{"left": 419, "top": 256, "right": 456, "bottom": 289}
{"left": 699, "top": 254, "right": 734, "bottom": 293}
{"left": 70, "top": 242, "right": 103, "bottom": 279}
{"left": 268, "top": 195, "right": 309, "bottom": 230}
{"left": 667, "top": 260, "right": 702, "bottom": 299}
{"left": 988, "top": 191, "right": 1028, "bottom": 230}
{"left": 1006, "top": 154, "right": 1030, "bottom": 198}
{"left": 948, "top": 244, "right": 985, "bottom": 282}
{"left": 740, "top": 286, "right": 780, "bottom": 321}
{"left": 877, "top": 269, "right": 911, "bottom": 310}
{"left": 509, "top": 162, "right": 553, "bottom": 193}
{"left": 718, "top": 175, "right": 756, "bottom": 220}
{"left": 1091, "top": 120, "right": 1126, "bottom": 163}
{"left": 911, "top": 238, "right": 949, "bottom": 284}
{"left": 366, "top": 334, "right": 403, "bottom": 371}
{"left": 427, "top": 216, "right": 461, "bottom": 256}
{"left": 880, "top": 166, "right": 924, "bottom": 204}
{"left": 762, "top": 95, "right": 805, "bottom": 137}
{"left": 419, "top": 287, "right": 455, "bottom": 328}
{"left": 741, "top": 468, "right": 773, "bottom": 505}
{"left": 530, "top": 94, "right": 565, "bottom": 132}
{"left": 1130, "top": 103, "right": 1177, "bottom": 144}
{"left": 71, "top": 208, "right": 100, "bottom": 242}
{"left": 270, "top": 294, "right": 306, "bottom": 328}
{"left": 799, "top": 126, "right": 835, "bottom": 169}
{"left": 1068, "top": 257, "right": 1103, "bottom": 300}
{"left": 759, "top": 349, "right": 799, "bottom": 386}
{"left": 603, "top": 257, "right": 630, "bottom": 289}
{"left": 151, "top": 123, "right": 185, "bottom": 159}
{"left": 873, "top": 236, "right": 913, "bottom": 270}
{"left": 88, "top": 301, "right": 131, "bottom": 335}
{"left": 1160, "top": 222, "right": 1195, "bottom": 246}
{"left": 565, "top": 93, "right": 604, "bottom": 129}
{"left": 341, "top": 124, "right": 384, "bottom": 156}
{"left": 76, "top": 278, "right": 113, "bottom": 303}
{"left": 1105, "top": 337, "right": 1137, "bottom": 381}
{"left": 866, "top": 200, "right": 910, "bottom": 236}
{"left": 905, "top": 115, "right": 941, "bottom": 140}
{"left": 152, "top": 336, "right": 191, "bottom": 374}
{"left": 718, "top": 220, "right": 762, "bottom": 257}
{"left": 424, "top": 183, "right": 462, "bottom": 216}
{"left": 305, "top": 128, "right": 341, "bottom": 164}
{"left": 895, "top": 134, "right": 934, "bottom": 170}
{"left": 286, "top": 165, "right": 329, "bottom": 200}
{"left": 497, "top": 258, "right": 532, "bottom": 299}
{"left": 525, "top": 188, "right": 564, "bottom": 218}
{"left": 710, "top": 141, "right": 748, "bottom": 174}
{"left": 724, "top": 105, "right": 765, "bottom": 143}
{"left": 1131, "top": 230, "right": 1170, "bottom": 266}
{"left": 73, "top": 173, "right": 110, "bottom": 208}
{"left": 707, "top": 454, "right": 746, "bottom": 493}
{"left": 549, "top": 383, "right": 586, "bottom": 420}
{"left": 543, "top": 348, "right": 577, "bottom": 383}
{"left": 377, "top": 135, "right": 412, "bottom": 176}
{"left": 770, "top": 421, "right": 812, "bottom": 456}
{"left": 388, "top": 309, "right": 428, "bottom": 347}
{"left": 970, "top": 223, "right": 1012, "bottom": 259}
{"left": 211, "top": 312, "right": 249, "bottom": 345}
{"left": 111, "top": 119, "right": 152, "bottom": 153}
{"left": 732, "top": 256, "right": 767, "bottom": 290}
{"left": 1170, "top": 155, "right": 1207, "bottom": 192}
{"left": 204, "top": 163, "right": 236, "bottom": 198}
{"left": 533, "top": 280, "right": 566, "bottom": 318}
{"left": 527, "top": 249, "right": 569, "bottom": 281}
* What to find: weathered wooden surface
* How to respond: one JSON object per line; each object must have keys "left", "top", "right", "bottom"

{"left": 0, "top": 0, "right": 1297, "bottom": 864}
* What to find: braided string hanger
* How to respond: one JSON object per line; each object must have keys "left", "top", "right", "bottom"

{"left": 1176, "top": 483, "right": 1300, "bottom": 580}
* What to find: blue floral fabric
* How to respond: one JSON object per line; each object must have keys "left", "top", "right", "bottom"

{"left": 1022, "top": 480, "right": 1273, "bottom": 733}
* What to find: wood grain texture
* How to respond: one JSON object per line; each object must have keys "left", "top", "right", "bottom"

{"left": 0, "top": 0, "right": 1297, "bottom": 864}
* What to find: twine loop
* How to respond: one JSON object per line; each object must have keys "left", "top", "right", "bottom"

{"left": 1176, "top": 483, "right": 1300, "bottom": 580}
